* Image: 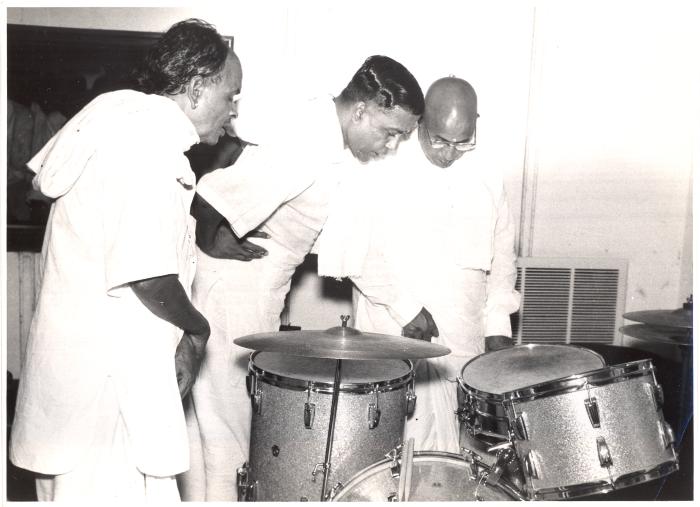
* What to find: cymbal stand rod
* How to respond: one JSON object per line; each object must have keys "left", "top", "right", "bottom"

{"left": 320, "top": 358, "right": 342, "bottom": 501}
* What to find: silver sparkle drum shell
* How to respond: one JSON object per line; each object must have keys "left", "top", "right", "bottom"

{"left": 331, "top": 451, "right": 522, "bottom": 502}
{"left": 457, "top": 344, "right": 606, "bottom": 439}
{"left": 505, "top": 359, "right": 679, "bottom": 500}
{"left": 246, "top": 351, "right": 414, "bottom": 502}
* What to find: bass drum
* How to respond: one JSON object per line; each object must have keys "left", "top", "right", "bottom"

{"left": 331, "top": 450, "right": 523, "bottom": 502}
{"left": 243, "top": 351, "right": 415, "bottom": 502}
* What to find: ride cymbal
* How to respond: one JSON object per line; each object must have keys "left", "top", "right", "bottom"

{"left": 234, "top": 323, "right": 450, "bottom": 360}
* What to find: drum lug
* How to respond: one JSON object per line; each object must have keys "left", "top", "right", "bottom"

{"left": 304, "top": 387, "right": 316, "bottom": 429}
{"left": 236, "top": 463, "right": 256, "bottom": 501}
{"left": 251, "top": 388, "right": 263, "bottom": 415}
{"left": 523, "top": 450, "right": 540, "bottom": 479}
{"left": 514, "top": 413, "right": 529, "bottom": 440}
{"left": 646, "top": 382, "right": 665, "bottom": 410}
{"left": 659, "top": 420, "right": 676, "bottom": 448}
{"left": 596, "top": 436, "right": 613, "bottom": 468}
{"left": 584, "top": 395, "right": 601, "bottom": 428}
{"left": 304, "top": 402, "right": 316, "bottom": 429}
{"left": 405, "top": 381, "right": 417, "bottom": 415}
{"left": 387, "top": 492, "right": 399, "bottom": 502}
{"left": 368, "top": 388, "right": 381, "bottom": 429}
{"left": 246, "top": 372, "right": 255, "bottom": 396}
{"left": 390, "top": 460, "right": 401, "bottom": 478}
{"left": 247, "top": 373, "right": 263, "bottom": 415}
{"left": 385, "top": 444, "right": 402, "bottom": 478}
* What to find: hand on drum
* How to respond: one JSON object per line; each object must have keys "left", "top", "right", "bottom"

{"left": 175, "top": 332, "right": 208, "bottom": 399}
{"left": 402, "top": 307, "right": 440, "bottom": 342}
{"left": 484, "top": 335, "right": 514, "bottom": 352}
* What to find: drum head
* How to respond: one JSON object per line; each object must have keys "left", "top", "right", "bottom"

{"left": 461, "top": 344, "right": 605, "bottom": 394}
{"left": 333, "top": 452, "right": 516, "bottom": 501}
{"left": 252, "top": 351, "right": 410, "bottom": 384}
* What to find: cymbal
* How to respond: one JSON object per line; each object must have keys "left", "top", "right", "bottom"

{"left": 233, "top": 324, "right": 451, "bottom": 360}
{"left": 620, "top": 324, "right": 692, "bottom": 346}
{"left": 623, "top": 307, "right": 692, "bottom": 330}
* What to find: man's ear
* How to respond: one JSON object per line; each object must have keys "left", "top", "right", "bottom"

{"left": 187, "top": 75, "right": 205, "bottom": 110}
{"left": 352, "top": 101, "right": 366, "bottom": 123}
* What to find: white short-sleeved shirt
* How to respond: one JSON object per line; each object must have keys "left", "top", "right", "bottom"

{"left": 196, "top": 96, "right": 354, "bottom": 281}
{"left": 10, "top": 90, "right": 200, "bottom": 477}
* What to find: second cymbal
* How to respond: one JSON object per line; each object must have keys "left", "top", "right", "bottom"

{"left": 623, "top": 307, "right": 692, "bottom": 330}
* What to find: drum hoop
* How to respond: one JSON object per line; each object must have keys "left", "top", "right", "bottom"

{"left": 249, "top": 352, "right": 415, "bottom": 394}
{"left": 530, "top": 459, "right": 679, "bottom": 500}
{"left": 457, "top": 344, "right": 606, "bottom": 401}
{"left": 332, "top": 450, "right": 521, "bottom": 501}
{"left": 506, "top": 359, "right": 656, "bottom": 403}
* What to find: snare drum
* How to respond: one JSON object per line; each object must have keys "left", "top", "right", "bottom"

{"left": 458, "top": 344, "right": 606, "bottom": 441}
{"left": 504, "top": 359, "right": 679, "bottom": 500}
{"left": 331, "top": 450, "right": 523, "bottom": 501}
{"left": 240, "top": 352, "right": 415, "bottom": 502}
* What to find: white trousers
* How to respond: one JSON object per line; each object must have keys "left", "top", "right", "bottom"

{"left": 178, "top": 256, "right": 288, "bottom": 501}
{"left": 35, "top": 378, "right": 180, "bottom": 502}
{"left": 404, "top": 354, "right": 469, "bottom": 454}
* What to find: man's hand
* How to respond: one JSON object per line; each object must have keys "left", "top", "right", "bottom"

{"left": 204, "top": 224, "right": 269, "bottom": 261}
{"left": 484, "top": 335, "right": 514, "bottom": 352}
{"left": 402, "top": 307, "right": 440, "bottom": 342}
{"left": 175, "top": 332, "right": 209, "bottom": 399}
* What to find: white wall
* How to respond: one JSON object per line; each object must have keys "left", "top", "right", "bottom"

{"left": 523, "top": 3, "right": 696, "bottom": 313}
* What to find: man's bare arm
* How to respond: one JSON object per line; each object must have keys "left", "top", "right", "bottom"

{"left": 130, "top": 274, "right": 210, "bottom": 398}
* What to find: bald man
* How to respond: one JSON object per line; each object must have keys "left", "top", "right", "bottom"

{"left": 347, "top": 77, "right": 520, "bottom": 452}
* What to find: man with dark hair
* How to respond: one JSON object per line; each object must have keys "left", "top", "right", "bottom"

{"left": 178, "top": 55, "right": 425, "bottom": 501}
{"left": 9, "top": 18, "right": 241, "bottom": 501}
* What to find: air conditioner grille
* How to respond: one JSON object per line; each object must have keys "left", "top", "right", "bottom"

{"left": 512, "top": 260, "right": 626, "bottom": 345}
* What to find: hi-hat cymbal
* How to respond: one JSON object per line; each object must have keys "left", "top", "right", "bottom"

{"left": 623, "top": 307, "right": 692, "bottom": 330}
{"left": 620, "top": 324, "right": 692, "bottom": 346}
{"left": 233, "top": 324, "right": 451, "bottom": 360}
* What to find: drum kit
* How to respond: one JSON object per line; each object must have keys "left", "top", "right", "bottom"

{"left": 233, "top": 316, "right": 680, "bottom": 502}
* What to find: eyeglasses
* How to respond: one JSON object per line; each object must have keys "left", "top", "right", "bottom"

{"left": 426, "top": 122, "right": 477, "bottom": 152}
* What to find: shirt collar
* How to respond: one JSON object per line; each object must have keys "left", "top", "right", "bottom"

{"left": 153, "top": 94, "right": 201, "bottom": 152}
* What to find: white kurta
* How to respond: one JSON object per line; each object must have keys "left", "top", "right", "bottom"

{"left": 350, "top": 134, "right": 520, "bottom": 453}
{"left": 180, "top": 97, "right": 355, "bottom": 501}
{"left": 10, "top": 91, "right": 199, "bottom": 485}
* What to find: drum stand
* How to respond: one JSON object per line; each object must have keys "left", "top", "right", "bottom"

{"left": 318, "top": 358, "right": 342, "bottom": 501}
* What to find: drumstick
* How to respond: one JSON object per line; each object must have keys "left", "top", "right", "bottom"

{"left": 398, "top": 437, "right": 415, "bottom": 501}
{"left": 404, "top": 438, "right": 415, "bottom": 502}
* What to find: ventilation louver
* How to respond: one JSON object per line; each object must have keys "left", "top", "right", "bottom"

{"left": 512, "top": 258, "right": 627, "bottom": 345}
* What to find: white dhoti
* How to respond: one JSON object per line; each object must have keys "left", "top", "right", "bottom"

{"left": 35, "top": 378, "right": 180, "bottom": 502}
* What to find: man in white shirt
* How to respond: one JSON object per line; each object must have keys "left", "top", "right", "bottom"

{"left": 349, "top": 76, "right": 520, "bottom": 453}
{"left": 9, "top": 19, "right": 241, "bottom": 502}
{"left": 178, "top": 55, "right": 426, "bottom": 501}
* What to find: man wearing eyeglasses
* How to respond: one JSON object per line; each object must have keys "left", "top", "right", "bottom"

{"left": 345, "top": 76, "right": 520, "bottom": 452}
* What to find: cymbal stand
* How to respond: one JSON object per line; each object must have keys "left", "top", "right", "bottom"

{"left": 319, "top": 358, "right": 342, "bottom": 501}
